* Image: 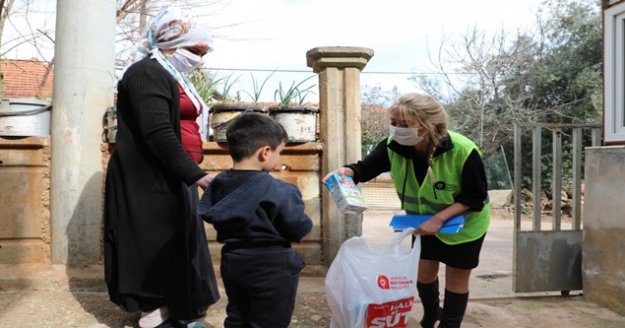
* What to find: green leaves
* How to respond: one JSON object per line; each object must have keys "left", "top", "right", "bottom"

{"left": 189, "top": 70, "right": 242, "bottom": 104}
{"left": 243, "top": 72, "right": 274, "bottom": 105}
{"left": 219, "top": 74, "right": 241, "bottom": 103}
{"left": 273, "top": 75, "right": 316, "bottom": 106}
{"left": 188, "top": 69, "right": 220, "bottom": 103}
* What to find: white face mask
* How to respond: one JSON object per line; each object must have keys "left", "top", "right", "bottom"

{"left": 390, "top": 125, "right": 423, "bottom": 146}
{"left": 168, "top": 48, "right": 203, "bottom": 73}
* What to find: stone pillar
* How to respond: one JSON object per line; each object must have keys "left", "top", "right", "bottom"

{"left": 50, "top": 0, "right": 116, "bottom": 265}
{"left": 306, "top": 46, "right": 374, "bottom": 264}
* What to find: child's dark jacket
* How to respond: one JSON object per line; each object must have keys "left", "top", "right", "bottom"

{"left": 199, "top": 170, "right": 312, "bottom": 251}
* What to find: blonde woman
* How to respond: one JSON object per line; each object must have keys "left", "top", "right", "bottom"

{"left": 324, "top": 93, "right": 490, "bottom": 328}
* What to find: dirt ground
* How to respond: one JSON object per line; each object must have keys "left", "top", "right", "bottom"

{"left": 213, "top": 208, "right": 623, "bottom": 328}
{"left": 282, "top": 208, "right": 625, "bottom": 328}
{"left": 1, "top": 209, "right": 625, "bottom": 327}
{"left": 2, "top": 277, "right": 624, "bottom": 328}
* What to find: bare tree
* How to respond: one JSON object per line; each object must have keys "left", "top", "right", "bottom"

{"left": 360, "top": 85, "right": 400, "bottom": 156}
{"left": 413, "top": 0, "right": 601, "bottom": 157}
{"left": 1, "top": 0, "right": 229, "bottom": 63}
{"left": 0, "top": 0, "right": 56, "bottom": 99}
{"left": 115, "top": 0, "right": 230, "bottom": 68}
{"left": 412, "top": 26, "right": 548, "bottom": 155}
{"left": 0, "top": 0, "right": 16, "bottom": 47}
{"left": 0, "top": 0, "right": 55, "bottom": 60}
{"left": 0, "top": 0, "right": 230, "bottom": 94}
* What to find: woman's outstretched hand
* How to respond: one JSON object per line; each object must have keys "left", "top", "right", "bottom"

{"left": 322, "top": 167, "right": 354, "bottom": 183}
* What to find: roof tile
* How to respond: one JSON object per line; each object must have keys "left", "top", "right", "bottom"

{"left": 0, "top": 59, "right": 54, "bottom": 99}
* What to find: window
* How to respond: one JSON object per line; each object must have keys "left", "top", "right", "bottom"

{"left": 604, "top": 2, "right": 625, "bottom": 143}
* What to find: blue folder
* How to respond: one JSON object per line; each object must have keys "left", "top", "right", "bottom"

{"left": 389, "top": 214, "right": 465, "bottom": 234}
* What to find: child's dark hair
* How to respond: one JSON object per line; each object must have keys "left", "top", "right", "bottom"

{"left": 226, "top": 112, "right": 288, "bottom": 161}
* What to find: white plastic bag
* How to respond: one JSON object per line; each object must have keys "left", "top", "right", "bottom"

{"left": 325, "top": 229, "right": 420, "bottom": 328}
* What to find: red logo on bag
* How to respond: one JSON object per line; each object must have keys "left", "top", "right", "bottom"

{"left": 377, "top": 275, "right": 390, "bottom": 289}
{"left": 365, "top": 297, "right": 414, "bottom": 328}
{"left": 377, "top": 275, "right": 414, "bottom": 290}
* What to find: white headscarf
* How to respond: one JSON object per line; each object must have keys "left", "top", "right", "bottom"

{"left": 137, "top": 8, "right": 213, "bottom": 114}
{"left": 141, "top": 8, "right": 214, "bottom": 53}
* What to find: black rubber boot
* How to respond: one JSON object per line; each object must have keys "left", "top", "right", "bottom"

{"left": 438, "top": 289, "right": 469, "bottom": 328}
{"left": 417, "top": 279, "right": 442, "bottom": 328}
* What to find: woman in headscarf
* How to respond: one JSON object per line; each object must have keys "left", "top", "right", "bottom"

{"left": 104, "top": 8, "right": 219, "bottom": 328}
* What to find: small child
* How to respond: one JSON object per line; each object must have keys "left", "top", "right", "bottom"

{"left": 198, "top": 112, "right": 313, "bottom": 328}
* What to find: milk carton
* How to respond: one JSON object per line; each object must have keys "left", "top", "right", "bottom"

{"left": 324, "top": 173, "right": 368, "bottom": 214}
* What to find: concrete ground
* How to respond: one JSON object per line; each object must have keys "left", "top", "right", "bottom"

{"left": 360, "top": 209, "right": 625, "bottom": 328}
{"left": 1, "top": 208, "right": 625, "bottom": 327}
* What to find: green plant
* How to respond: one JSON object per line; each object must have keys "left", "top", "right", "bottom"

{"left": 189, "top": 69, "right": 221, "bottom": 103}
{"left": 273, "top": 75, "right": 316, "bottom": 106}
{"left": 243, "top": 72, "right": 274, "bottom": 105}
{"left": 219, "top": 74, "right": 241, "bottom": 103}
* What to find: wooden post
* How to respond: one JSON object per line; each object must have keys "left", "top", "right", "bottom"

{"left": 306, "top": 46, "right": 374, "bottom": 265}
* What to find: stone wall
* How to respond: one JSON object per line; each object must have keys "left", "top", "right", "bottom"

{"left": 101, "top": 141, "right": 325, "bottom": 273}
{"left": 200, "top": 141, "right": 324, "bottom": 272}
{"left": 0, "top": 136, "right": 50, "bottom": 264}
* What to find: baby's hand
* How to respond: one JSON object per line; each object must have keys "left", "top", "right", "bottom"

{"left": 322, "top": 167, "right": 354, "bottom": 183}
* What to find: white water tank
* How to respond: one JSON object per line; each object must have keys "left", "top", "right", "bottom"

{"left": 0, "top": 98, "right": 52, "bottom": 136}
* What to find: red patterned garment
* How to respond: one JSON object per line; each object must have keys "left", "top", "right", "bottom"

{"left": 178, "top": 84, "right": 203, "bottom": 163}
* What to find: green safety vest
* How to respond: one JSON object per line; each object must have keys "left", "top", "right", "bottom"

{"left": 388, "top": 131, "right": 490, "bottom": 244}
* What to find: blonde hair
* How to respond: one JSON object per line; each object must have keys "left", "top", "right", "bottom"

{"left": 389, "top": 93, "right": 448, "bottom": 146}
{"left": 389, "top": 93, "right": 449, "bottom": 184}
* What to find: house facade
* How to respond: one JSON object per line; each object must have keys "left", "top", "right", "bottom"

{"left": 581, "top": 0, "right": 625, "bottom": 315}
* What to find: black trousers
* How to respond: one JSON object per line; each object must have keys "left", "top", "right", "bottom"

{"left": 220, "top": 248, "right": 305, "bottom": 328}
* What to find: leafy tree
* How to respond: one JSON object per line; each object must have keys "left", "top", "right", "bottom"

{"left": 411, "top": 0, "right": 601, "bottom": 190}
{"left": 360, "top": 85, "right": 400, "bottom": 157}
{"left": 525, "top": 0, "right": 602, "bottom": 124}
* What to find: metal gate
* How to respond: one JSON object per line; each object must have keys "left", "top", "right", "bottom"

{"left": 512, "top": 123, "right": 601, "bottom": 294}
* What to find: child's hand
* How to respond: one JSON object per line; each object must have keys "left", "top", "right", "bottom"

{"left": 322, "top": 167, "right": 354, "bottom": 183}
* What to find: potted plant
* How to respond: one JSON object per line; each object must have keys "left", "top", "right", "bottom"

{"left": 189, "top": 69, "right": 222, "bottom": 140}
{"left": 243, "top": 71, "right": 274, "bottom": 106}
{"left": 268, "top": 75, "right": 318, "bottom": 143}
{"left": 206, "top": 74, "right": 263, "bottom": 142}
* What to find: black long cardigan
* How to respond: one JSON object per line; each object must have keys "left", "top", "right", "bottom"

{"left": 104, "top": 56, "right": 218, "bottom": 317}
